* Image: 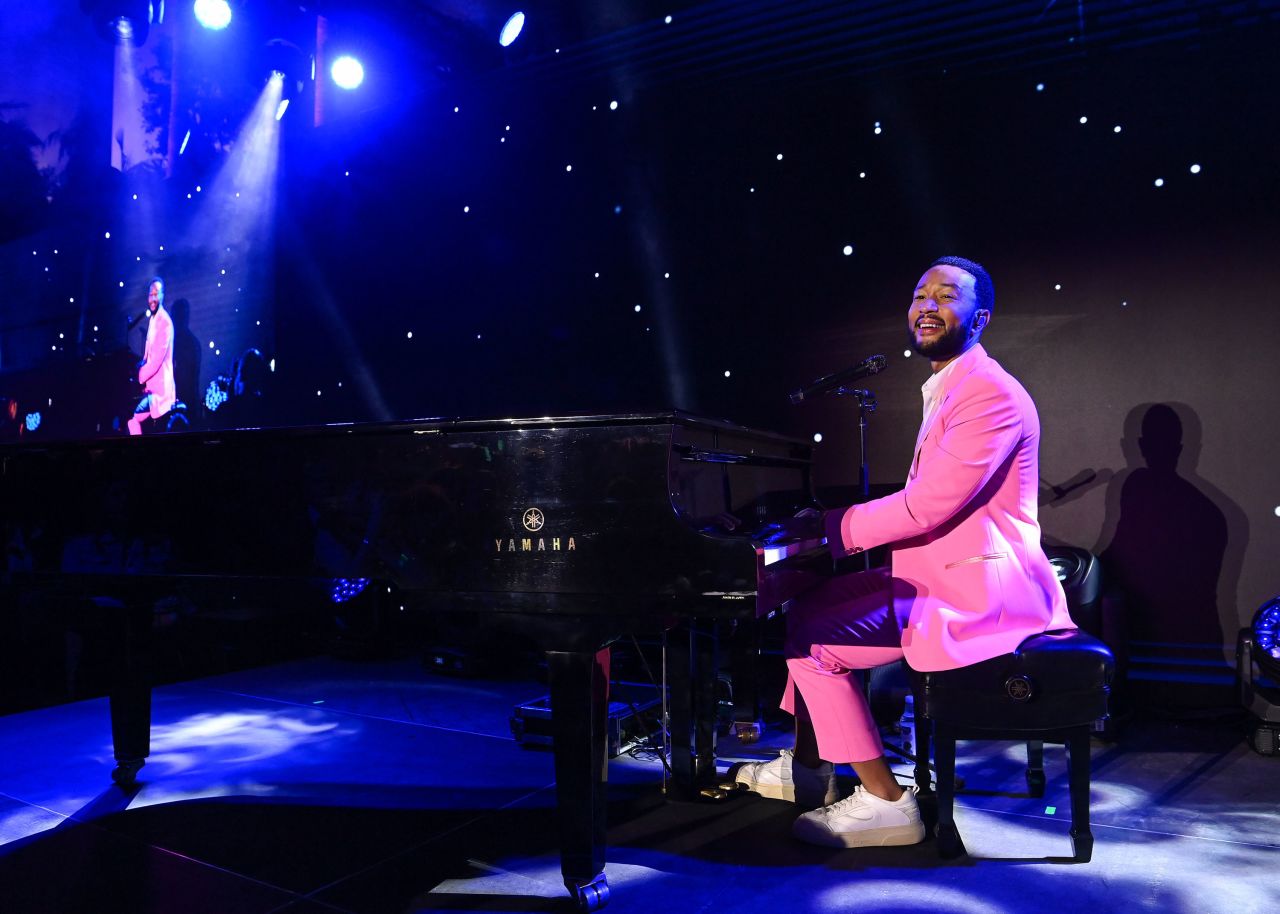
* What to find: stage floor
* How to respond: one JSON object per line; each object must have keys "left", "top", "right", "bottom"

{"left": 0, "top": 655, "right": 1274, "bottom": 913}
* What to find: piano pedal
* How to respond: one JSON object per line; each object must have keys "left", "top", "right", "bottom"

{"left": 729, "top": 719, "right": 765, "bottom": 744}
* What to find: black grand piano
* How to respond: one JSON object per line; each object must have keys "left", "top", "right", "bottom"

{"left": 0, "top": 412, "right": 826, "bottom": 910}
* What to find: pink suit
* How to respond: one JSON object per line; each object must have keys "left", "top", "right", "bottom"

{"left": 127, "top": 306, "right": 175, "bottom": 436}
{"left": 782, "top": 344, "right": 1074, "bottom": 763}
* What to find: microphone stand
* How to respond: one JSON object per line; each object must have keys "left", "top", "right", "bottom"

{"left": 831, "top": 385, "right": 876, "bottom": 571}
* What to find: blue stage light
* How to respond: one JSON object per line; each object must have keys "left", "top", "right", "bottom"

{"left": 205, "top": 377, "right": 229, "bottom": 412}
{"left": 25, "top": 412, "right": 41, "bottom": 432}
{"left": 331, "top": 56, "right": 365, "bottom": 90}
{"left": 331, "top": 578, "right": 371, "bottom": 604}
{"left": 499, "top": 11, "right": 525, "bottom": 47}
{"left": 194, "top": 0, "right": 231, "bottom": 30}
{"left": 1256, "top": 597, "right": 1280, "bottom": 666}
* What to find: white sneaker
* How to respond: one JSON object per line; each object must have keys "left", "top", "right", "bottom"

{"left": 733, "top": 749, "right": 839, "bottom": 807}
{"left": 792, "top": 785, "right": 926, "bottom": 848}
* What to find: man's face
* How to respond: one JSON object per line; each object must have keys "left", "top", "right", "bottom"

{"left": 148, "top": 282, "right": 163, "bottom": 313}
{"left": 908, "top": 264, "right": 986, "bottom": 363}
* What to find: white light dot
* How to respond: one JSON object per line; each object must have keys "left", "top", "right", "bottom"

{"left": 1122, "top": 301, "right": 1128, "bottom": 307}
{"left": 159, "top": 245, "right": 164, "bottom": 251}
{"left": 903, "top": 350, "right": 912, "bottom": 358}
{"left": 58, "top": 333, "right": 64, "bottom": 339}
{"left": 453, "top": 106, "right": 460, "bottom": 113}
{"left": 500, "top": 137, "right": 506, "bottom": 143}
{"left": 592, "top": 105, "right": 597, "bottom": 111}
{"left": 873, "top": 126, "right": 882, "bottom": 135}
{"left": 723, "top": 370, "right": 731, "bottom": 378}
{"left": 609, "top": 100, "right": 618, "bottom": 110}
{"left": 859, "top": 171, "right": 866, "bottom": 179}
{"left": 1079, "top": 116, "right": 1088, "bottom": 124}
{"left": 505, "top": 125, "right": 510, "bottom": 131}
{"left": 215, "top": 349, "right": 220, "bottom": 356}
{"left": 1113, "top": 125, "right": 1122, "bottom": 133}
{"left": 209, "top": 341, "right": 215, "bottom": 349}
{"left": 220, "top": 268, "right": 226, "bottom": 275}
{"left": 338, "top": 382, "right": 343, "bottom": 388}
{"left": 664, "top": 272, "right": 670, "bottom": 279}
{"left": 565, "top": 164, "right": 573, "bottom": 172}
{"left": 69, "top": 297, "right": 75, "bottom": 303}
{"left": 1154, "top": 178, "right": 1165, "bottom": 187}
{"left": 196, "top": 185, "right": 202, "bottom": 192}
{"left": 53, "top": 249, "right": 57, "bottom": 254}
{"left": 463, "top": 205, "right": 470, "bottom": 213}
{"left": 132, "top": 194, "right": 138, "bottom": 200}
{"left": 1035, "top": 83, "right": 1045, "bottom": 92}
{"left": 1190, "top": 163, "right": 1201, "bottom": 174}
{"left": 93, "top": 325, "right": 98, "bottom": 332}
{"left": 344, "top": 171, "right": 350, "bottom": 177}
{"left": 186, "top": 193, "right": 192, "bottom": 199}
{"left": 1274, "top": 506, "right": 1280, "bottom": 517}
{"left": 776, "top": 153, "right": 784, "bottom": 161}
{"left": 51, "top": 345, "right": 56, "bottom": 351}
{"left": 317, "top": 390, "right": 322, "bottom": 396}
{"left": 1054, "top": 284, "right": 1062, "bottom": 291}
{"left": 476, "top": 334, "right": 482, "bottom": 340}
{"left": 665, "top": 15, "right": 672, "bottom": 23}
{"left": 135, "top": 256, "right": 141, "bottom": 262}
{"left": 842, "top": 245, "right": 853, "bottom": 256}
{"left": 256, "top": 320, "right": 261, "bottom": 326}
{"left": 813, "top": 433, "right": 823, "bottom": 443}
{"left": 634, "top": 305, "right": 641, "bottom": 312}
{"left": 104, "top": 231, "right": 111, "bottom": 239}
{"left": 749, "top": 187, "right": 755, "bottom": 193}
{"left": 407, "top": 331, "right": 413, "bottom": 339}
{"left": 118, "top": 281, "right": 124, "bottom": 288}
{"left": 594, "top": 272, "right": 600, "bottom": 278}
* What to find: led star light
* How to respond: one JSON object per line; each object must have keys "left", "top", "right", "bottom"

{"left": 499, "top": 12, "right": 525, "bottom": 47}
{"left": 194, "top": 0, "right": 232, "bottom": 31}
{"left": 331, "top": 56, "right": 365, "bottom": 90}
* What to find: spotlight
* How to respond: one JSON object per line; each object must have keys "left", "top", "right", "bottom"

{"left": 81, "top": 0, "right": 153, "bottom": 45}
{"left": 1238, "top": 595, "right": 1280, "bottom": 755}
{"left": 25, "top": 412, "right": 42, "bottom": 432}
{"left": 193, "top": 0, "right": 231, "bottom": 30}
{"left": 330, "top": 55, "right": 364, "bottom": 90}
{"left": 499, "top": 11, "right": 525, "bottom": 47}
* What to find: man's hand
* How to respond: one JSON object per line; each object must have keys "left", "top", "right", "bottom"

{"left": 758, "top": 507, "right": 827, "bottom": 544}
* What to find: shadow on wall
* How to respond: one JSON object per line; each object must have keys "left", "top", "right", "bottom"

{"left": 1094, "top": 403, "right": 1250, "bottom": 653}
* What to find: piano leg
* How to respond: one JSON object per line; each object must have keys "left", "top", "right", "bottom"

{"left": 666, "top": 618, "right": 720, "bottom": 799}
{"left": 547, "top": 647, "right": 612, "bottom": 912}
{"left": 108, "top": 604, "right": 152, "bottom": 785}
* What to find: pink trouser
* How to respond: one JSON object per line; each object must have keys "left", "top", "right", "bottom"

{"left": 781, "top": 566, "right": 912, "bottom": 764}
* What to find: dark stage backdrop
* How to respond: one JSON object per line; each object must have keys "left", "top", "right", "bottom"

{"left": 2, "top": 1, "right": 1277, "bottom": 694}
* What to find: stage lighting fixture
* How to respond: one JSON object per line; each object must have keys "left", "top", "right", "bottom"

{"left": 25, "top": 412, "right": 42, "bottom": 432}
{"left": 330, "top": 55, "right": 364, "bottom": 90}
{"left": 1238, "top": 595, "right": 1280, "bottom": 755}
{"left": 81, "top": 0, "right": 153, "bottom": 45}
{"left": 499, "top": 11, "right": 525, "bottom": 47}
{"left": 193, "top": 0, "right": 231, "bottom": 30}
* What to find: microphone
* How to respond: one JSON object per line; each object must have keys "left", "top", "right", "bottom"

{"left": 789, "top": 354, "right": 887, "bottom": 404}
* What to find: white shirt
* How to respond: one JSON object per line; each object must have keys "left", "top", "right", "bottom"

{"left": 916, "top": 344, "right": 980, "bottom": 451}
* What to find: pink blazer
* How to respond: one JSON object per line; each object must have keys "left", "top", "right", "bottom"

{"left": 831, "top": 344, "right": 1074, "bottom": 671}
{"left": 138, "top": 306, "right": 176, "bottom": 419}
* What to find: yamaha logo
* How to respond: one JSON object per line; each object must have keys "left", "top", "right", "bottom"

{"left": 1005, "top": 676, "right": 1033, "bottom": 702}
{"left": 495, "top": 507, "right": 576, "bottom": 554}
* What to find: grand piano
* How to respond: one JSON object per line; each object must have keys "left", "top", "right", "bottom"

{"left": 0, "top": 412, "right": 826, "bottom": 910}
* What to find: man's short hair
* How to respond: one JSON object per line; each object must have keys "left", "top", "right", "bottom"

{"left": 149, "top": 276, "right": 165, "bottom": 293}
{"left": 930, "top": 256, "right": 993, "bottom": 314}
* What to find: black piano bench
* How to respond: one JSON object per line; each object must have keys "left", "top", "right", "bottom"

{"left": 911, "top": 629, "right": 1115, "bottom": 862}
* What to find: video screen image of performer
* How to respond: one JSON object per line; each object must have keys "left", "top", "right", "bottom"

{"left": 735, "top": 256, "right": 1075, "bottom": 848}
{"left": 127, "top": 278, "right": 176, "bottom": 436}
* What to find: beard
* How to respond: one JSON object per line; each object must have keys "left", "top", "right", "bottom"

{"left": 910, "top": 323, "right": 970, "bottom": 361}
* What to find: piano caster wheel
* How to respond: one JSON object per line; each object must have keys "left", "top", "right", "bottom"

{"left": 567, "top": 874, "right": 610, "bottom": 912}
{"left": 112, "top": 758, "right": 145, "bottom": 786}
{"left": 731, "top": 720, "right": 764, "bottom": 744}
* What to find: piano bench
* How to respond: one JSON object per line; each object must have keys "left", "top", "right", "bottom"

{"left": 911, "top": 629, "right": 1115, "bottom": 862}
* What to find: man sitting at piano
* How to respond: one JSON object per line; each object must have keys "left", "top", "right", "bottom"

{"left": 735, "top": 256, "right": 1074, "bottom": 848}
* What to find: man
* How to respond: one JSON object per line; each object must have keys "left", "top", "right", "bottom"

{"left": 127, "top": 278, "right": 176, "bottom": 436}
{"left": 736, "top": 256, "right": 1074, "bottom": 848}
